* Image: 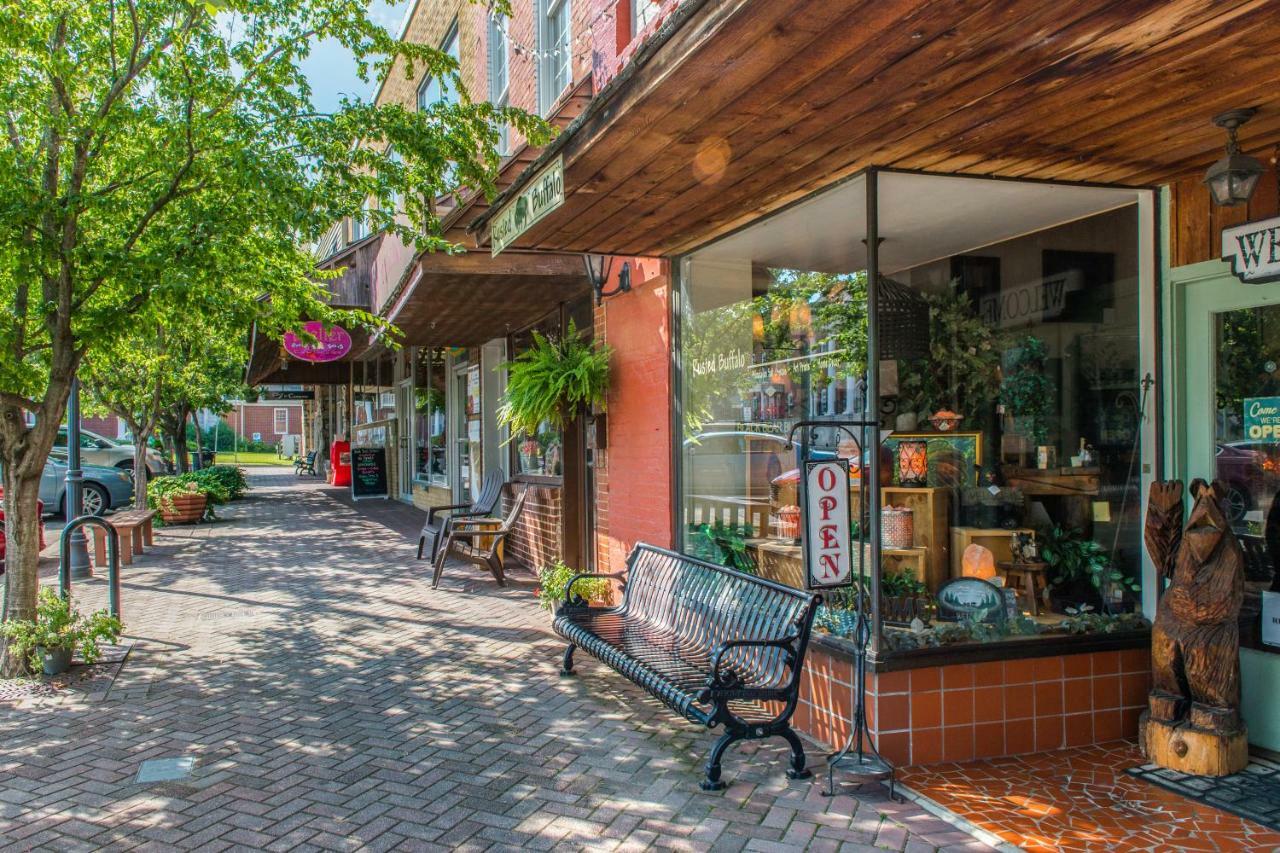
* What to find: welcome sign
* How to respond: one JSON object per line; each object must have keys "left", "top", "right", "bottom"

{"left": 490, "top": 155, "right": 564, "bottom": 256}
{"left": 1244, "top": 397, "right": 1280, "bottom": 441}
{"left": 1222, "top": 215, "right": 1280, "bottom": 284}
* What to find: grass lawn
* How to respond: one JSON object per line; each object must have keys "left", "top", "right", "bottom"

{"left": 214, "top": 451, "right": 291, "bottom": 467}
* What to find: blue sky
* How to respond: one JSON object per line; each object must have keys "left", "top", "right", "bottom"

{"left": 300, "top": 1, "right": 412, "bottom": 113}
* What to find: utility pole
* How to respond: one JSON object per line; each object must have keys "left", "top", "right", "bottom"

{"left": 64, "top": 377, "right": 93, "bottom": 579}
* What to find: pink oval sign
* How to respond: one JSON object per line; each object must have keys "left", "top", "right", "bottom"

{"left": 283, "top": 322, "right": 353, "bottom": 363}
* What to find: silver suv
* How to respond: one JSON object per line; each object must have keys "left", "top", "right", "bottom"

{"left": 54, "top": 427, "right": 168, "bottom": 476}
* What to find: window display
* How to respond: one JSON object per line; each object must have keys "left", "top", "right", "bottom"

{"left": 677, "top": 171, "right": 1153, "bottom": 656}
{"left": 414, "top": 347, "right": 448, "bottom": 485}
{"left": 510, "top": 312, "right": 565, "bottom": 478}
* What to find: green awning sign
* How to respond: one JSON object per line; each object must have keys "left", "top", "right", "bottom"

{"left": 1244, "top": 396, "right": 1280, "bottom": 441}
{"left": 490, "top": 155, "right": 564, "bottom": 256}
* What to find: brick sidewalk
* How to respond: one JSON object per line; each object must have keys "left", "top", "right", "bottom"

{"left": 0, "top": 470, "right": 992, "bottom": 851}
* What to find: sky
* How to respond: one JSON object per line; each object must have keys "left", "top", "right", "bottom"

{"left": 299, "top": 1, "right": 412, "bottom": 113}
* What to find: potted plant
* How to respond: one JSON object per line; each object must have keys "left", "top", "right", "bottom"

{"left": 535, "top": 560, "right": 611, "bottom": 614}
{"left": 148, "top": 477, "right": 210, "bottom": 523}
{"left": 1040, "top": 526, "right": 1139, "bottom": 612}
{"left": 1000, "top": 335, "right": 1056, "bottom": 446}
{"left": 498, "top": 321, "right": 611, "bottom": 439}
{"left": 0, "top": 588, "right": 122, "bottom": 676}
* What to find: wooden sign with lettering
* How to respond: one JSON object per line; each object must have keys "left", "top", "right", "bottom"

{"left": 802, "top": 459, "right": 854, "bottom": 590}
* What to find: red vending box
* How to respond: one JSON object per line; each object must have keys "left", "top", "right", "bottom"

{"left": 329, "top": 439, "right": 351, "bottom": 487}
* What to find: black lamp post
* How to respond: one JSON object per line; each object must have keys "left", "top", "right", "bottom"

{"left": 64, "top": 377, "right": 93, "bottom": 579}
{"left": 1204, "top": 108, "right": 1266, "bottom": 207}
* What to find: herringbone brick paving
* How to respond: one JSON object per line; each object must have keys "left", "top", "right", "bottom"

{"left": 0, "top": 469, "right": 994, "bottom": 852}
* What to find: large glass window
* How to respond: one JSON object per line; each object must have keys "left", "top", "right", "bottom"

{"left": 677, "top": 172, "right": 1152, "bottom": 654}
{"left": 510, "top": 311, "right": 565, "bottom": 478}
{"left": 414, "top": 347, "right": 448, "bottom": 485}
{"left": 537, "top": 0, "right": 571, "bottom": 115}
{"left": 488, "top": 14, "right": 510, "bottom": 155}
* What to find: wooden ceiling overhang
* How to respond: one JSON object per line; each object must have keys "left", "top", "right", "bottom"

{"left": 246, "top": 326, "right": 377, "bottom": 386}
{"left": 469, "top": 0, "right": 1280, "bottom": 259}
{"left": 384, "top": 250, "right": 589, "bottom": 348}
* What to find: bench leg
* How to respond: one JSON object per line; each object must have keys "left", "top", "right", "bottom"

{"left": 486, "top": 551, "right": 506, "bottom": 587}
{"left": 430, "top": 543, "right": 448, "bottom": 589}
{"left": 780, "top": 726, "right": 812, "bottom": 780}
{"left": 701, "top": 728, "right": 745, "bottom": 791}
{"left": 560, "top": 643, "right": 576, "bottom": 677}
{"left": 143, "top": 520, "right": 154, "bottom": 547}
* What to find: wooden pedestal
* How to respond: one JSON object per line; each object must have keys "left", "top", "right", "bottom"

{"left": 1138, "top": 712, "right": 1249, "bottom": 777}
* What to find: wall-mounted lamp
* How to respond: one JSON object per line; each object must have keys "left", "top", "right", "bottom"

{"left": 1204, "top": 108, "right": 1266, "bottom": 207}
{"left": 583, "top": 254, "right": 632, "bottom": 306}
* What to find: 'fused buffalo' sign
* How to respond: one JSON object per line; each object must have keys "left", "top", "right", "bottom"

{"left": 283, "top": 322, "right": 353, "bottom": 363}
{"left": 802, "top": 459, "right": 853, "bottom": 590}
{"left": 490, "top": 155, "right": 564, "bottom": 256}
{"left": 1222, "top": 215, "right": 1280, "bottom": 284}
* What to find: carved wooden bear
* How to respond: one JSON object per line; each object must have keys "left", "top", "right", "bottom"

{"left": 1146, "top": 480, "right": 1244, "bottom": 734}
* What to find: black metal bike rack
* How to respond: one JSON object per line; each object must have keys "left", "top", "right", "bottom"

{"left": 59, "top": 515, "right": 121, "bottom": 619}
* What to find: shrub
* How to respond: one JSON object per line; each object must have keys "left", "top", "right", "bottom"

{"left": 535, "top": 561, "right": 610, "bottom": 611}
{"left": 0, "top": 588, "right": 122, "bottom": 674}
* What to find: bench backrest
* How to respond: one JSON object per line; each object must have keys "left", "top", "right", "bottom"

{"left": 472, "top": 469, "right": 504, "bottom": 516}
{"left": 623, "top": 543, "right": 820, "bottom": 692}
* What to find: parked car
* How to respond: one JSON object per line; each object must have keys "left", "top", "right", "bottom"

{"left": 54, "top": 427, "right": 168, "bottom": 476}
{"left": 40, "top": 452, "right": 135, "bottom": 517}
{"left": 1215, "top": 443, "right": 1280, "bottom": 522}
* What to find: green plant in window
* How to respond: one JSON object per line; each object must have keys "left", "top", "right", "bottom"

{"left": 880, "top": 570, "right": 927, "bottom": 599}
{"left": 687, "top": 521, "right": 757, "bottom": 575}
{"left": 1040, "top": 526, "right": 1139, "bottom": 597}
{"left": 898, "top": 285, "right": 1002, "bottom": 422}
{"left": 498, "top": 321, "right": 611, "bottom": 437}
{"left": 999, "top": 335, "right": 1056, "bottom": 444}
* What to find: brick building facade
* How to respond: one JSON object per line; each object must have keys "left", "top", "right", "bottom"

{"left": 220, "top": 402, "right": 304, "bottom": 446}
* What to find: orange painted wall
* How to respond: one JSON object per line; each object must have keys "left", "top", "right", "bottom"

{"left": 594, "top": 258, "right": 673, "bottom": 573}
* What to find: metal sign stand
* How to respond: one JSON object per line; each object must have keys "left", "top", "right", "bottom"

{"left": 787, "top": 418, "right": 902, "bottom": 803}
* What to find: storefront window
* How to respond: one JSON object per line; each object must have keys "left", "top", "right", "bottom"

{"left": 677, "top": 172, "right": 1153, "bottom": 655}
{"left": 510, "top": 311, "right": 566, "bottom": 478}
{"left": 414, "top": 347, "right": 448, "bottom": 485}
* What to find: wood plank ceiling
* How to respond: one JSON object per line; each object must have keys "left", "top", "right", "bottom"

{"left": 470, "top": 0, "right": 1280, "bottom": 258}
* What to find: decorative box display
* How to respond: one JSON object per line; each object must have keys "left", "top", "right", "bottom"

{"left": 929, "top": 409, "right": 963, "bottom": 432}
{"left": 776, "top": 505, "right": 801, "bottom": 539}
{"left": 897, "top": 439, "right": 928, "bottom": 487}
{"left": 882, "top": 506, "right": 915, "bottom": 550}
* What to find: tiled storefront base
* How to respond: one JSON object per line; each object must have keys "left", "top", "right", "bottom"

{"left": 797, "top": 638, "right": 1151, "bottom": 767}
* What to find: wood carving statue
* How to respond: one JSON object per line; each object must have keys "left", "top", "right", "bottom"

{"left": 1141, "top": 479, "right": 1248, "bottom": 775}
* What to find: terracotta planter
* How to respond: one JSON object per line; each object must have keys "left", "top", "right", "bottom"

{"left": 160, "top": 492, "right": 207, "bottom": 524}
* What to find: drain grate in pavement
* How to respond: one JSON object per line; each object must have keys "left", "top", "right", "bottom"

{"left": 136, "top": 756, "right": 196, "bottom": 784}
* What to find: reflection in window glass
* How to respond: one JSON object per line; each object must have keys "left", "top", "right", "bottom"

{"left": 415, "top": 348, "right": 448, "bottom": 485}
{"left": 1214, "top": 306, "right": 1280, "bottom": 598}
{"left": 511, "top": 312, "right": 564, "bottom": 477}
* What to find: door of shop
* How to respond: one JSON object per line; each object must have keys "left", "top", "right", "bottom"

{"left": 395, "top": 379, "right": 413, "bottom": 501}
{"left": 1170, "top": 259, "right": 1280, "bottom": 752}
{"left": 452, "top": 363, "right": 481, "bottom": 501}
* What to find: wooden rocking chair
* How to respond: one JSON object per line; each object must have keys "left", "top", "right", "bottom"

{"left": 432, "top": 487, "right": 528, "bottom": 589}
{"left": 416, "top": 469, "right": 504, "bottom": 564}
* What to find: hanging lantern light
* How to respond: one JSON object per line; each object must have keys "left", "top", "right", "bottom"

{"left": 1204, "top": 108, "right": 1266, "bottom": 207}
{"left": 897, "top": 439, "right": 928, "bottom": 487}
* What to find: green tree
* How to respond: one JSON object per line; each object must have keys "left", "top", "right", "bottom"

{"left": 0, "top": 0, "right": 549, "bottom": 674}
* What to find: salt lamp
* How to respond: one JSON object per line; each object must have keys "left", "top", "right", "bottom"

{"left": 961, "top": 543, "right": 997, "bottom": 580}
{"left": 897, "top": 440, "right": 928, "bottom": 487}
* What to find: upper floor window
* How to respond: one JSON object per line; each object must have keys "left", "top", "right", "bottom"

{"left": 417, "top": 22, "right": 461, "bottom": 111}
{"left": 349, "top": 205, "right": 369, "bottom": 242}
{"left": 385, "top": 146, "right": 403, "bottom": 213}
{"left": 633, "top": 0, "right": 659, "bottom": 33}
{"left": 537, "top": 0, "right": 571, "bottom": 116}
{"left": 488, "top": 14, "right": 510, "bottom": 155}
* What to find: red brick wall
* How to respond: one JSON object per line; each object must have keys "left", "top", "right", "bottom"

{"left": 503, "top": 484, "right": 562, "bottom": 573}
{"left": 797, "top": 641, "right": 1152, "bottom": 767}
{"left": 593, "top": 258, "right": 673, "bottom": 573}
{"left": 82, "top": 415, "right": 125, "bottom": 439}
{"left": 221, "top": 404, "right": 303, "bottom": 441}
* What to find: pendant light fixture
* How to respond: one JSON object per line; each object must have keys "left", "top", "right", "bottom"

{"left": 1204, "top": 108, "right": 1265, "bottom": 207}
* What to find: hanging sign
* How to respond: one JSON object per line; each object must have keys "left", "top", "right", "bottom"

{"left": 1244, "top": 397, "right": 1280, "bottom": 441}
{"left": 350, "top": 446, "right": 389, "bottom": 501}
{"left": 283, "top": 322, "right": 353, "bottom": 363}
{"left": 260, "top": 389, "right": 315, "bottom": 401}
{"left": 1222, "top": 216, "right": 1280, "bottom": 284}
{"left": 490, "top": 155, "right": 564, "bottom": 256}
{"left": 802, "top": 459, "right": 854, "bottom": 590}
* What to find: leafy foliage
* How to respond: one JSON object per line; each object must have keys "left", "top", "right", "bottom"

{"left": 498, "top": 321, "right": 611, "bottom": 436}
{"left": 999, "top": 336, "right": 1056, "bottom": 444}
{"left": 685, "top": 521, "right": 758, "bottom": 575}
{"left": 0, "top": 588, "right": 122, "bottom": 674}
{"left": 147, "top": 465, "right": 245, "bottom": 515}
{"left": 1040, "top": 525, "right": 1139, "bottom": 596}
{"left": 535, "top": 561, "right": 610, "bottom": 611}
{"left": 898, "top": 285, "right": 1002, "bottom": 421}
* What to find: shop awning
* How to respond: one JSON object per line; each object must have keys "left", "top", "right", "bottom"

{"left": 469, "top": 0, "right": 1280, "bottom": 258}
{"left": 383, "top": 250, "right": 589, "bottom": 347}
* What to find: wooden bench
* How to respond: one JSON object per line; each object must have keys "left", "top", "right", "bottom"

{"left": 554, "top": 543, "right": 821, "bottom": 790}
{"left": 92, "top": 509, "right": 157, "bottom": 567}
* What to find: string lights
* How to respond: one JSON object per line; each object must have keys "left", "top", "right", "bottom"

{"left": 483, "top": 2, "right": 619, "bottom": 64}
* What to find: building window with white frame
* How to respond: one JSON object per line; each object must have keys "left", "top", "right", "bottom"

{"left": 273, "top": 408, "right": 289, "bottom": 435}
{"left": 633, "top": 0, "right": 659, "bottom": 33}
{"left": 416, "top": 21, "right": 461, "bottom": 111}
{"left": 488, "top": 14, "right": 510, "bottom": 155}
{"left": 537, "top": 0, "right": 571, "bottom": 116}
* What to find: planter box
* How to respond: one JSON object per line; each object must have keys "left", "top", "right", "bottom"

{"left": 160, "top": 492, "right": 207, "bottom": 525}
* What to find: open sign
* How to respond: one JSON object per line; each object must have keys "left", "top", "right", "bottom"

{"left": 803, "top": 459, "right": 853, "bottom": 590}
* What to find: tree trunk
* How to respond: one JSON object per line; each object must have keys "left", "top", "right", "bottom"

{"left": 0, "top": 462, "right": 44, "bottom": 677}
{"left": 189, "top": 410, "right": 203, "bottom": 471}
{"left": 133, "top": 436, "right": 151, "bottom": 510}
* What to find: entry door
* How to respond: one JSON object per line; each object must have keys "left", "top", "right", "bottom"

{"left": 1172, "top": 260, "right": 1280, "bottom": 752}
{"left": 395, "top": 379, "right": 414, "bottom": 500}
{"left": 452, "top": 364, "right": 481, "bottom": 501}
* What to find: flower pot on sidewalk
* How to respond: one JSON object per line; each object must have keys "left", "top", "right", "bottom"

{"left": 160, "top": 492, "right": 207, "bottom": 525}
{"left": 38, "top": 646, "right": 72, "bottom": 676}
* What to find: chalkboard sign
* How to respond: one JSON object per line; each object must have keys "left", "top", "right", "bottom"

{"left": 350, "top": 446, "right": 389, "bottom": 501}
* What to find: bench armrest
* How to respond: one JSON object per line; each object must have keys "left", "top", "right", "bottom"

{"left": 705, "top": 635, "right": 800, "bottom": 693}
{"left": 563, "top": 571, "right": 627, "bottom": 608}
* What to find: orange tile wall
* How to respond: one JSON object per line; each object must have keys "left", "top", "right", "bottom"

{"left": 797, "top": 641, "right": 1152, "bottom": 768}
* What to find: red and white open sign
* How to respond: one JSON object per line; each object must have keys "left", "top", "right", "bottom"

{"left": 803, "top": 459, "right": 854, "bottom": 590}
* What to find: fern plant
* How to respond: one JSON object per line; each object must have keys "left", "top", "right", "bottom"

{"left": 498, "top": 321, "right": 611, "bottom": 436}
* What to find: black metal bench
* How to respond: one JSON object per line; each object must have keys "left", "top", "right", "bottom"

{"left": 294, "top": 451, "right": 316, "bottom": 476}
{"left": 554, "top": 543, "right": 821, "bottom": 790}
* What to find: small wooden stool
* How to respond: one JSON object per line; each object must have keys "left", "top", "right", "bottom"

{"left": 1000, "top": 560, "right": 1049, "bottom": 616}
